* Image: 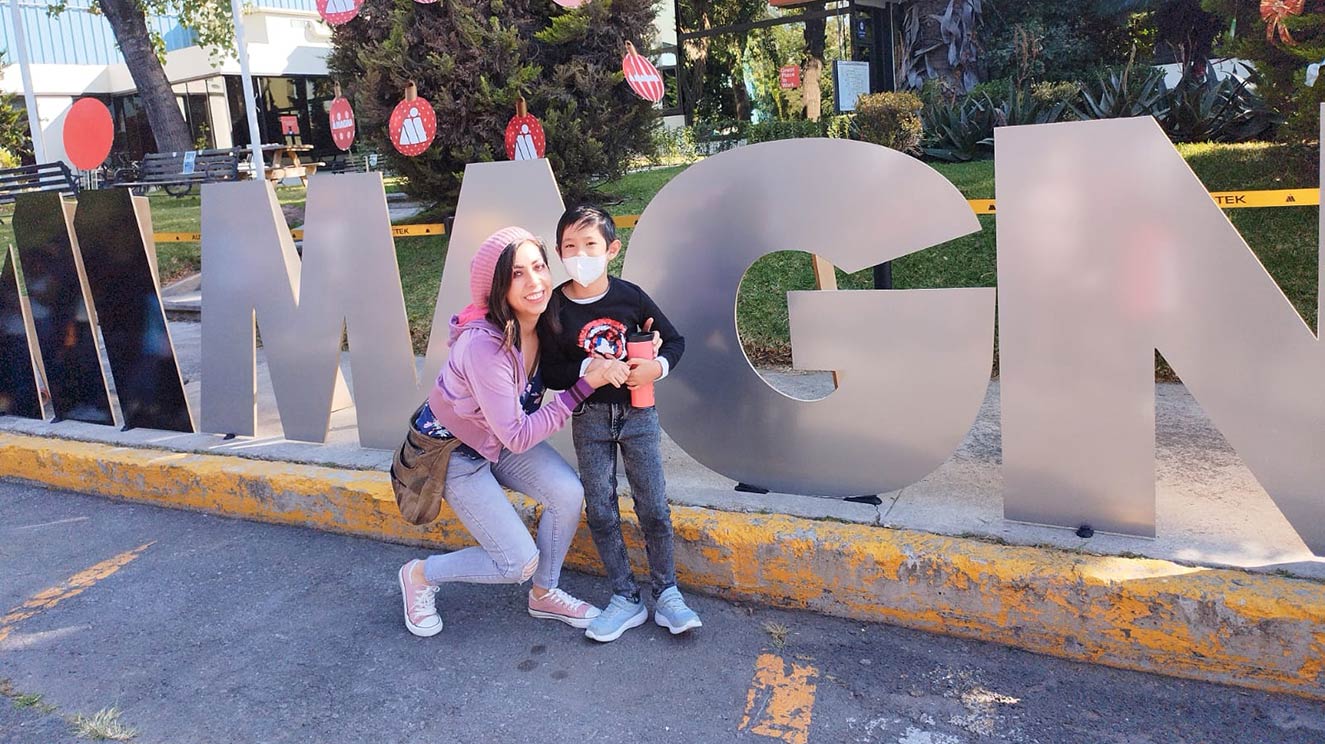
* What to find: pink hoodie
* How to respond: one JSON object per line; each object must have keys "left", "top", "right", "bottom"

{"left": 427, "top": 316, "right": 593, "bottom": 462}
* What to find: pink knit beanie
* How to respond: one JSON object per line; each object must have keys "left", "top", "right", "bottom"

{"left": 455, "top": 226, "right": 537, "bottom": 326}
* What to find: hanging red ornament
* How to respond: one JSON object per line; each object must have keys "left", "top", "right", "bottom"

{"left": 504, "top": 96, "right": 546, "bottom": 161}
{"left": 316, "top": 0, "right": 362, "bottom": 26}
{"left": 328, "top": 83, "right": 356, "bottom": 152}
{"left": 389, "top": 82, "right": 437, "bottom": 157}
{"left": 622, "top": 41, "right": 665, "bottom": 103}
{"left": 1261, "top": 0, "right": 1304, "bottom": 46}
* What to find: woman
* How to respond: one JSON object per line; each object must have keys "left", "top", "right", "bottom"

{"left": 397, "top": 226, "right": 629, "bottom": 637}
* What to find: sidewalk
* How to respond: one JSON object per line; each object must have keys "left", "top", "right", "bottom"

{"left": 2, "top": 320, "right": 1324, "bottom": 698}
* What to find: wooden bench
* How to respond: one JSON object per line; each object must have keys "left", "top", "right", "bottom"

{"left": 0, "top": 162, "right": 80, "bottom": 205}
{"left": 114, "top": 148, "right": 243, "bottom": 196}
{"left": 322, "top": 153, "right": 370, "bottom": 174}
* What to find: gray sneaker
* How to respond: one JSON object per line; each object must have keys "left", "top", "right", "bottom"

{"left": 585, "top": 594, "right": 647, "bottom": 643}
{"left": 653, "top": 586, "right": 701, "bottom": 634}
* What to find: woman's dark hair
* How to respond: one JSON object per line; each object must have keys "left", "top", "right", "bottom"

{"left": 486, "top": 237, "right": 562, "bottom": 353}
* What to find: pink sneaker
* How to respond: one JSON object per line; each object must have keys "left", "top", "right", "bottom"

{"left": 527, "top": 588, "right": 601, "bottom": 629}
{"left": 398, "top": 560, "right": 443, "bottom": 637}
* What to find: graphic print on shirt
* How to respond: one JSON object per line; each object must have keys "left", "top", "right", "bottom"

{"left": 577, "top": 317, "right": 629, "bottom": 360}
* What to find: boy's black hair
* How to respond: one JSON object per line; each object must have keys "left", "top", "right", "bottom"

{"left": 555, "top": 204, "right": 616, "bottom": 253}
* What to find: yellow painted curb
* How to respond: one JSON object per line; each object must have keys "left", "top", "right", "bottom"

{"left": 2, "top": 431, "right": 1323, "bottom": 699}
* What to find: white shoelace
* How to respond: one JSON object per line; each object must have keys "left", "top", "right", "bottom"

{"left": 541, "top": 588, "right": 585, "bottom": 612}
{"left": 412, "top": 585, "right": 439, "bottom": 619}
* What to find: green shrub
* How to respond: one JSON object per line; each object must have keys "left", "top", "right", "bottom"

{"left": 746, "top": 119, "right": 823, "bottom": 143}
{"left": 650, "top": 124, "right": 699, "bottom": 165}
{"left": 852, "top": 91, "right": 923, "bottom": 154}
{"left": 1030, "top": 80, "right": 1080, "bottom": 114}
{"left": 824, "top": 114, "right": 855, "bottom": 139}
{"left": 965, "top": 79, "right": 1011, "bottom": 106}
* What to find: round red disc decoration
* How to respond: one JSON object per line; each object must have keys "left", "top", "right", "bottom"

{"left": 329, "top": 96, "right": 356, "bottom": 151}
{"left": 316, "top": 0, "right": 362, "bottom": 26}
{"left": 389, "top": 83, "right": 436, "bottom": 157}
{"left": 622, "top": 42, "right": 665, "bottom": 103}
{"left": 63, "top": 98, "right": 114, "bottom": 171}
{"left": 504, "top": 97, "right": 546, "bottom": 161}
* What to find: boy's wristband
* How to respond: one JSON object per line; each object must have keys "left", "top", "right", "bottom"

{"left": 558, "top": 378, "right": 595, "bottom": 409}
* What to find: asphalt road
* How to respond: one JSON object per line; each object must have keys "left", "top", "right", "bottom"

{"left": 2, "top": 481, "right": 1323, "bottom": 744}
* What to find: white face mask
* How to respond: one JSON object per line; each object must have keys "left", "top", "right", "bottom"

{"left": 562, "top": 254, "right": 608, "bottom": 288}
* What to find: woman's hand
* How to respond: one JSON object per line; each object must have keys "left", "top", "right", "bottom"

{"left": 585, "top": 355, "right": 630, "bottom": 389}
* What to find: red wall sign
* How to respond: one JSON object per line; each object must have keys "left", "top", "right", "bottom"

{"left": 389, "top": 87, "right": 437, "bottom": 157}
{"left": 779, "top": 65, "right": 801, "bottom": 89}
{"left": 622, "top": 42, "right": 665, "bottom": 103}
{"left": 279, "top": 115, "right": 300, "bottom": 136}
{"left": 316, "top": 0, "right": 362, "bottom": 25}
{"left": 329, "top": 96, "right": 356, "bottom": 151}
{"left": 63, "top": 98, "right": 114, "bottom": 171}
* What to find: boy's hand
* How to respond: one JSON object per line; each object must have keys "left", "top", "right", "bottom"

{"left": 625, "top": 358, "right": 662, "bottom": 389}
{"left": 644, "top": 317, "right": 662, "bottom": 357}
{"left": 585, "top": 355, "right": 629, "bottom": 389}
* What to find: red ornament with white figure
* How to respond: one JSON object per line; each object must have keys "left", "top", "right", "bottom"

{"left": 389, "top": 82, "right": 437, "bottom": 157}
{"left": 316, "top": 0, "right": 362, "bottom": 26}
{"left": 328, "top": 84, "right": 356, "bottom": 151}
{"left": 504, "top": 96, "right": 546, "bottom": 161}
{"left": 622, "top": 41, "right": 665, "bottom": 103}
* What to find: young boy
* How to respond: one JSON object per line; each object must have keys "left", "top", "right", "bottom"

{"left": 542, "top": 205, "right": 700, "bottom": 642}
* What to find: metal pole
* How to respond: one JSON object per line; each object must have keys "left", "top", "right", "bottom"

{"left": 7, "top": 0, "right": 46, "bottom": 163}
{"left": 229, "top": 0, "right": 265, "bottom": 179}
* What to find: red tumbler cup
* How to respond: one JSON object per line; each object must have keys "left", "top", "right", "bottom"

{"left": 625, "top": 331, "right": 656, "bottom": 408}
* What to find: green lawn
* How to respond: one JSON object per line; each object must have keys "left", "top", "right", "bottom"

{"left": 3, "top": 143, "right": 1316, "bottom": 368}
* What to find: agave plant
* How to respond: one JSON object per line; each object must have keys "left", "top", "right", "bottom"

{"left": 1160, "top": 69, "right": 1280, "bottom": 143}
{"left": 994, "top": 84, "right": 1071, "bottom": 127}
{"left": 1072, "top": 54, "right": 1170, "bottom": 121}
{"left": 922, "top": 94, "right": 997, "bottom": 162}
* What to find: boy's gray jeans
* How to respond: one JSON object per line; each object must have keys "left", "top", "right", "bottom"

{"left": 572, "top": 402, "right": 676, "bottom": 601}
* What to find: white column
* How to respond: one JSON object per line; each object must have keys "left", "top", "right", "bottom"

{"left": 229, "top": 0, "right": 264, "bottom": 178}
{"left": 7, "top": 0, "right": 46, "bottom": 163}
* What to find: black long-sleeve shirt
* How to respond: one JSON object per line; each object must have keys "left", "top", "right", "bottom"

{"left": 541, "top": 277, "right": 685, "bottom": 406}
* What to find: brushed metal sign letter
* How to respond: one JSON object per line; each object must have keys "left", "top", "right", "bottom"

{"left": 200, "top": 179, "right": 358, "bottom": 443}
{"left": 73, "top": 189, "right": 194, "bottom": 433}
{"left": 13, "top": 192, "right": 114, "bottom": 425}
{"left": 0, "top": 244, "right": 41, "bottom": 419}
{"left": 624, "top": 140, "right": 995, "bottom": 496}
{"left": 998, "top": 116, "right": 1325, "bottom": 553}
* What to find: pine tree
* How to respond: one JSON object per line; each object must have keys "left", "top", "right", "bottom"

{"left": 1203, "top": 0, "right": 1325, "bottom": 142}
{"left": 327, "top": 0, "right": 659, "bottom": 205}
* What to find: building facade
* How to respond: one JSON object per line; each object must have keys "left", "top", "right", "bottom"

{"left": 1, "top": 0, "right": 336, "bottom": 166}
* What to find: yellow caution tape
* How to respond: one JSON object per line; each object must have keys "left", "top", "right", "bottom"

{"left": 154, "top": 232, "right": 203, "bottom": 242}
{"left": 148, "top": 189, "right": 1322, "bottom": 242}
{"left": 966, "top": 188, "right": 1320, "bottom": 215}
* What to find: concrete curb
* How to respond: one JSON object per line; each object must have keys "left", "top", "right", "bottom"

{"left": 3, "top": 431, "right": 1323, "bottom": 699}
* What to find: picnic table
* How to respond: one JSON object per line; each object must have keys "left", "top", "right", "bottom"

{"left": 260, "top": 144, "right": 323, "bottom": 186}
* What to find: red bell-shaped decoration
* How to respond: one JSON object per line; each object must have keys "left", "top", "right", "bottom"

{"left": 504, "top": 97, "right": 546, "bottom": 161}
